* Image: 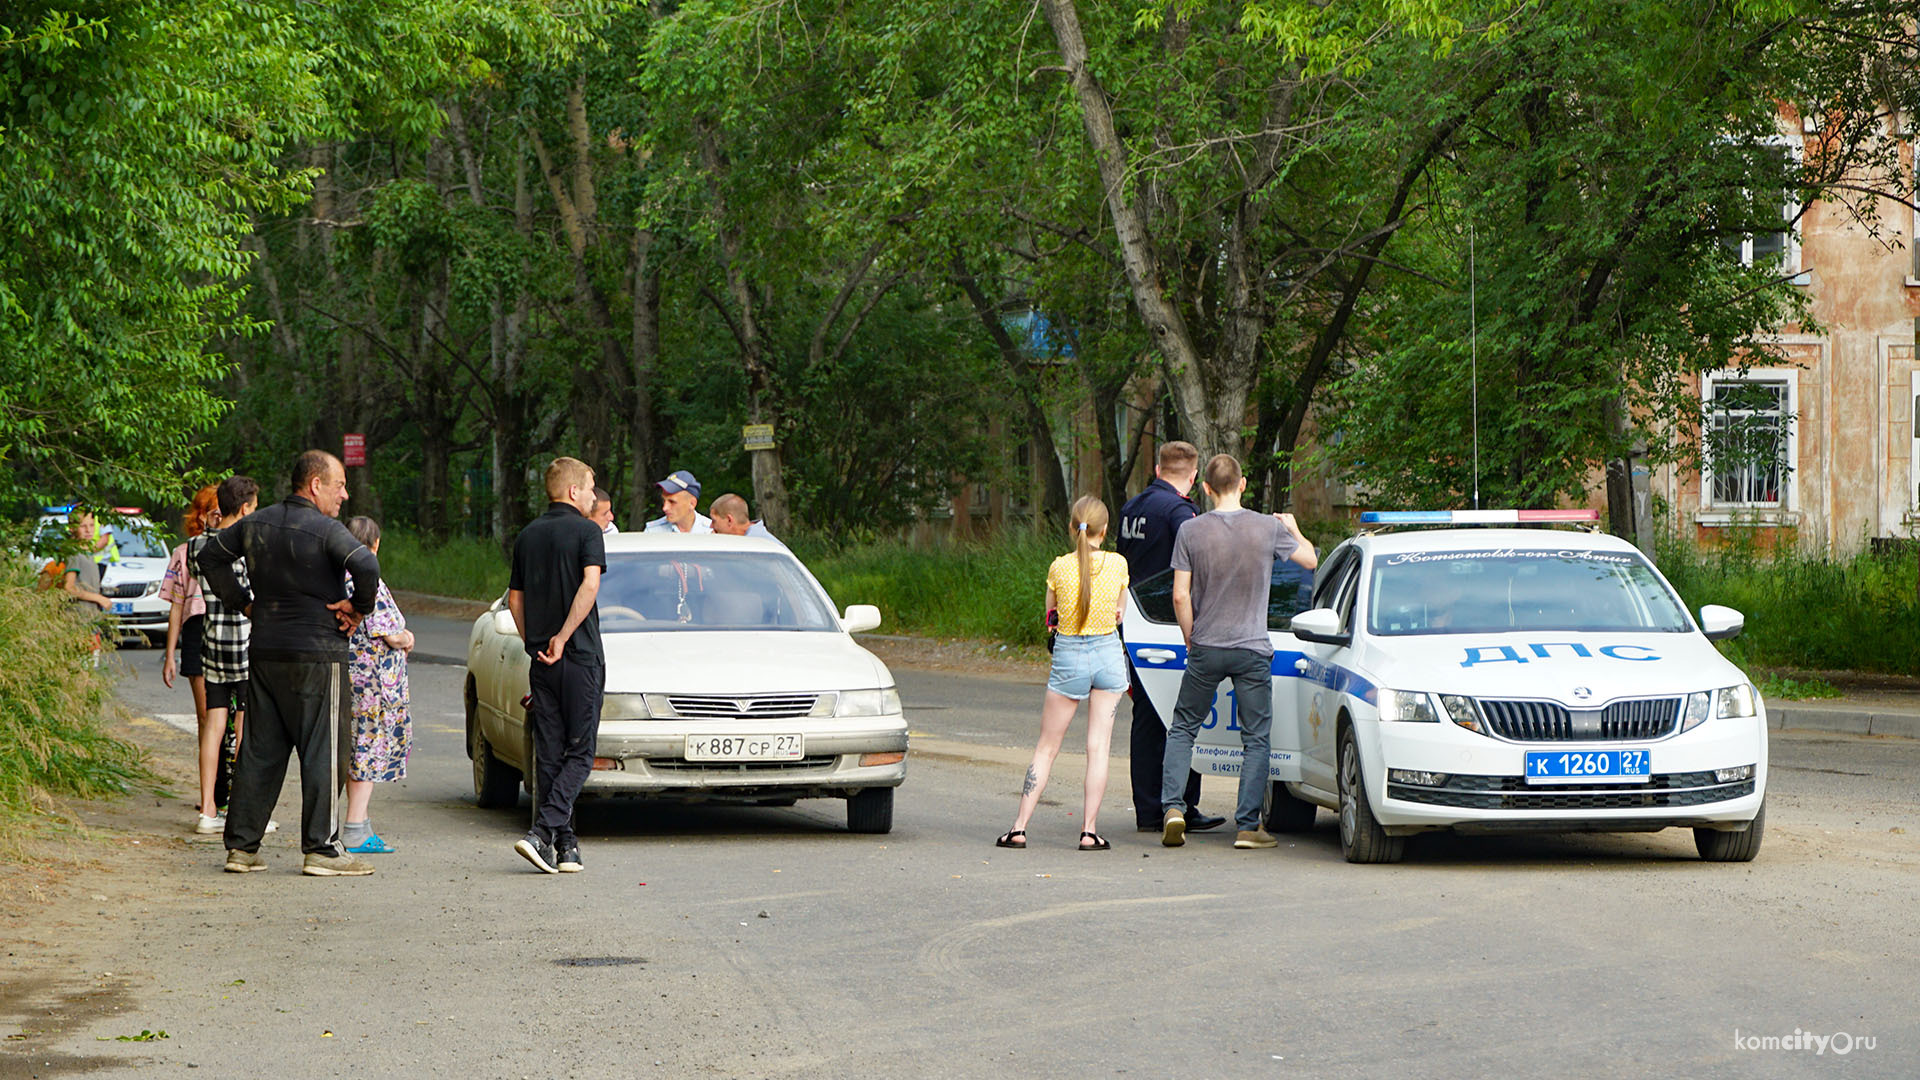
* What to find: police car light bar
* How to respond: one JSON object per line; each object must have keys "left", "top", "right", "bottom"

{"left": 1358, "top": 509, "right": 1601, "bottom": 525}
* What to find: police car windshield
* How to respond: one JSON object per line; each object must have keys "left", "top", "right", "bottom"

{"left": 595, "top": 551, "right": 840, "bottom": 632}
{"left": 1367, "top": 548, "right": 1691, "bottom": 636}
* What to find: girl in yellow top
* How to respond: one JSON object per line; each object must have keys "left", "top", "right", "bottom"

{"left": 998, "top": 495, "right": 1130, "bottom": 851}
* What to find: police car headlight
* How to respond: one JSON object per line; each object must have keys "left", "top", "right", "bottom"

{"left": 1682, "top": 691, "right": 1711, "bottom": 732}
{"left": 1376, "top": 688, "right": 1441, "bottom": 723}
{"left": 1439, "top": 694, "right": 1484, "bottom": 734}
{"left": 1715, "top": 684, "right": 1757, "bottom": 720}
{"left": 141, "top": 580, "right": 163, "bottom": 597}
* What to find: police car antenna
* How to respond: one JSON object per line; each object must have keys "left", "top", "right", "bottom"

{"left": 1469, "top": 223, "right": 1481, "bottom": 511}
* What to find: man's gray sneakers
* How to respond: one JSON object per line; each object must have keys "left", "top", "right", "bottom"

{"left": 302, "top": 852, "right": 376, "bottom": 877}
{"left": 224, "top": 849, "right": 267, "bottom": 873}
{"left": 516, "top": 832, "right": 560, "bottom": 874}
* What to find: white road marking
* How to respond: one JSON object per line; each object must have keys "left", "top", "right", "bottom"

{"left": 151, "top": 713, "right": 198, "bottom": 733}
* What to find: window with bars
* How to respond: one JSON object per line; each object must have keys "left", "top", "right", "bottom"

{"left": 1703, "top": 375, "right": 1794, "bottom": 508}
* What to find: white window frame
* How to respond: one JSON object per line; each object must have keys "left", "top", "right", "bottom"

{"left": 1700, "top": 368, "right": 1798, "bottom": 512}
{"left": 1723, "top": 136, "right": 1804, "bottom": 279}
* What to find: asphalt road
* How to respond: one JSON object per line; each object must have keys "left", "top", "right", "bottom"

{"left": 11, "top": 616, "right": 1919, "bottom": 1079}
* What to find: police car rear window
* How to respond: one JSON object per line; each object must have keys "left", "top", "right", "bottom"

{"left": 1130, "top": 564, "right": 1315, "bottom": 632}
{"left": 1367, "top": 549, "right": 1691, "bottom": 636}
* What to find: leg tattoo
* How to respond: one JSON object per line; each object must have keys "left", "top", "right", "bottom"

{"left": 1022, "top": 765, "right": 1038, "bottom": 797}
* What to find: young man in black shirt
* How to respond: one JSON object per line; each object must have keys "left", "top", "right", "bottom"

{"left": 508, "top": 457, "right": 607, "bottom": 873}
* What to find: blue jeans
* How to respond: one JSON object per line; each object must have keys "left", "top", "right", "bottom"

{"left": 1162, "top": 645, "right": 1272, "bottom": 831}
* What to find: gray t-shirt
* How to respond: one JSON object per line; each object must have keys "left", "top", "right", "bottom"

{"left": 64, "top": 552, "right": 105, "bottom": 611}
{"left": 1170, "top": 509, "right": 1299, "bottom": 656}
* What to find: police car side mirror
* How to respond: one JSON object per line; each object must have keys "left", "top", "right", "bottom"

{"left": 1290, "top": 607, "right": 1349, "bottom": 646}
{"left": 1699, "top": 604, "right": 1744, "bottom": 641}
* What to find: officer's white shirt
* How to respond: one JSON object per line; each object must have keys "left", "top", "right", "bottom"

{"left": 643, "top": 513, "right": 712, "bottom": 534}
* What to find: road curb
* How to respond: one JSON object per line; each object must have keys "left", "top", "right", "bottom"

{"left": 1771, "top": 705, "right": 1920, "bottom": 740}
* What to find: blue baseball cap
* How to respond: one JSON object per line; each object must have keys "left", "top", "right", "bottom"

{"left": 656, "top": 470, "right": 701, "bottom": 499}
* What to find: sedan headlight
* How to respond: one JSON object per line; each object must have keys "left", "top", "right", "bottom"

{"left": 1375, "top": 688, "right": 1441, "bottom": 723}
{"left": 142, "top": 579, "right": 164, "bottom": 597}
{"left": 601, "top": 693, "right": 653, "bottom": 719}
{"left": 1681, "top": 684, "right": 1756, "bottom": 732}
{"left": 836, "top": 688, "right": 902, "bottom": 717}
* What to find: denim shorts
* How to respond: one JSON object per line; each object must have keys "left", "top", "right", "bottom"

{"left": 1046, "top": 631, "right": 1128, "bottom": 700}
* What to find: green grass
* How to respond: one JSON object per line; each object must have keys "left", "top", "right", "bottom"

{"left": 376, "top": 532, "right": 509, "bottom": 601}
{"left": 0, "top": 584, "right": 156, "bottom": 863}
{"left": 1656, "top": 531, "right": 1920, "bottom": 676}
{"left": 1753, "top": 674, "right": 1844, "bottom": 700}
{"left": 794, "top": 532, "right": 1061, "bottom": 648}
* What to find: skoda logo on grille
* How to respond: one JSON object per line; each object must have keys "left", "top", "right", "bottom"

{"left": 1571, "top": 686, "right": 1593, "bottom": 701}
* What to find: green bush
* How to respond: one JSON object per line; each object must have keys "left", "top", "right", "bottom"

{"left": 1656, "top": 531, "right": 1920, "bottom": 676}
{"left": 0, "top": 585, "right": 154, "bottom": 861}
{"left": 797, "top": 532, "right": 1062, "bottom": 647}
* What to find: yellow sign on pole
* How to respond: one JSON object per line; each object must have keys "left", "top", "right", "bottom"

{"left": 741, "top": 424, "right": 776, "bottom": 451}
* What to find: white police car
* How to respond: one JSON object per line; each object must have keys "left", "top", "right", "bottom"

{"left": 1123, "top": 510, "right": 1766, "bottom": 863}
{"left": 33, "top": 507, "right": 173, "bottom": 643}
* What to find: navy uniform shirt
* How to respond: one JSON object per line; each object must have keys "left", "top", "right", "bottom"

{"left": 1116, "top": 477, "right": 1198, "bottom": 581}
{"left": 508, "top": 502, "right": 607, "bottom": 665}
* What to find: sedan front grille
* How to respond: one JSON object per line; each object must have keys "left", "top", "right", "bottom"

{"left": 665, "top": 694, "right": 821, "bottom": 720}
{"left": 1476, "top": 697, "right": 1680, "bottom": 742}
{"left": 103, "top": 582, "right": 148, "bottom": 599}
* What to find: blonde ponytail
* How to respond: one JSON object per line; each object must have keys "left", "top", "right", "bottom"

{"left": 1067, "top": 495, "right": 1110, "bottom": 633}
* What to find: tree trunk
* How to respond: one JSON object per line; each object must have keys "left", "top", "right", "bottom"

{"left": 950, "top": 254, "right": 1070, "bottom": 530}
{"left": 626, "top": 225, "right": 661, "bottom": 528}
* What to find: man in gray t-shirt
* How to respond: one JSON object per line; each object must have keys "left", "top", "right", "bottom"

{"left": 1161, "top": 455, "right": 1317, "bottom": 849}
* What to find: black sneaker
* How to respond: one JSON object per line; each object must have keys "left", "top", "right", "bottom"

{"left": 556, "top": 842, "right": 583, "bottom": 873}
{"left": 1187, "top": 810, "right": 1228, "bottom": 832}
{"left": 514, "top": 832, "right": 559, "bottom": 874}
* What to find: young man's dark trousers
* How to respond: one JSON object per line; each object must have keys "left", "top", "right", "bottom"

{"left": 527, "top": 654, "right": 604, "bottom": 845}
{"left": 1129, "top": 663, "right": 1204, "bottom": 828}
{"left": 223, "top": 660, "right": 350, "bottom": 857}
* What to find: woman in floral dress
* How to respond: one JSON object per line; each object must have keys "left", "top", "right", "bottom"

{"left": 342, "top": 517, "right": 414, "bottom": 854}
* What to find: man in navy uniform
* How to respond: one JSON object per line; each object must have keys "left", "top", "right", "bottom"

{"left": 1116, "top": 440, "right": 1226, "bottom": 833}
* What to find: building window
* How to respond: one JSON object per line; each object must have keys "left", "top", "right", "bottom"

{"left": 1702, "top": 371, "right": 1796, "bottom": 508}
{"left": 1719, "top": 143, "right": 1802, "bottom": 275}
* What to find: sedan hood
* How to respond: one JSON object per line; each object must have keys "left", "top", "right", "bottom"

{"left": 602, "top": 630, "right": 889, "bottom": 695}
{"left": 1355, "top": 631, "right": 1749, "bottom": 705}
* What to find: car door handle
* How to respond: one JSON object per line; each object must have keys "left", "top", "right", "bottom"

{"left": 1137, "top": 649, "right": 1178, "bottom": 664}
{"left": 1294, "top": 659, "right": 1312, "bottom": 673}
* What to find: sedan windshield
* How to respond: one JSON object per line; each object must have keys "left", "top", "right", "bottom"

{"left": 1367, "top": 548, "right": 1692, "bottom": 636}
{"left": 597, "top": 551, "right": 841, "bottom": 632}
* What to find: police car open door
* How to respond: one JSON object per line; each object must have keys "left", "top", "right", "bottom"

{"left": 1121, "top": 563, "right": 1317, "bottom": 785}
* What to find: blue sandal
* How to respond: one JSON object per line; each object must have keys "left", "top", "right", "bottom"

{"left": 347, "top": 833, "right": 397, "bottom": 854}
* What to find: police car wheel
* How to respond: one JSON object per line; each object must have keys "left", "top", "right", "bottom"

{"left": 1265, "top": 781, "right": 1317, "bottom": 833}
{"left": 1337, "top": 728, "right": 1404, "bottom": 864}
{"left": 1694, "top": 800, "right": 1764, "bottom": 862}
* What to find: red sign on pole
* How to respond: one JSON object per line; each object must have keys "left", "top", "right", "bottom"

{"left": 343, "top": 433, "right": 367, "bottom": 467}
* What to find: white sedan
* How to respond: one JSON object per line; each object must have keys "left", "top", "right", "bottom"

{"left": 464, "top": 534, "right": 908, "bottom": 833}
{"left": 1124, "top": 511, "right": 1767, "bottom": 863}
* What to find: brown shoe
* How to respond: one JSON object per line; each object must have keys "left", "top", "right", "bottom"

{"left": 1161, "top": 807, "right": 1186, "bottom": 847}
{"left": 302, "top": 852, "right": 375, "bottom": 877}
{"left": 224, "top": 849, "right": 267, "bottom": 873}
{"left": 1234, "top": 829, "right": 1279, "bottom": 849}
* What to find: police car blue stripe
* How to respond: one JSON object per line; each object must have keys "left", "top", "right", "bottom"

{"left": 1125, "top": 642, "right": 1377, "bottom": 701}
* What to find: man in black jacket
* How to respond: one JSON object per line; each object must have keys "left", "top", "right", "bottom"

{"left": 200, "top": 450, "right": 382, "bottom": 877}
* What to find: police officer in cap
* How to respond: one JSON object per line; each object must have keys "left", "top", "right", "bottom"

{"left": 1116, "top": 440, "right": 1227, "bottom": 833}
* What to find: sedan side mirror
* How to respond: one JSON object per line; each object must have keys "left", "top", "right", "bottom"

{"left": 1699, "top": 604, "right": 1744, "bottom": 641}
{"left": 1289, "top": 607, "right": 1349, "bottom": 646}
{"left": 842, "top": 604, "right": 882, "bottom": 634}
{"left": 492, "top": 608, "right": 521, "bottom": 638}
